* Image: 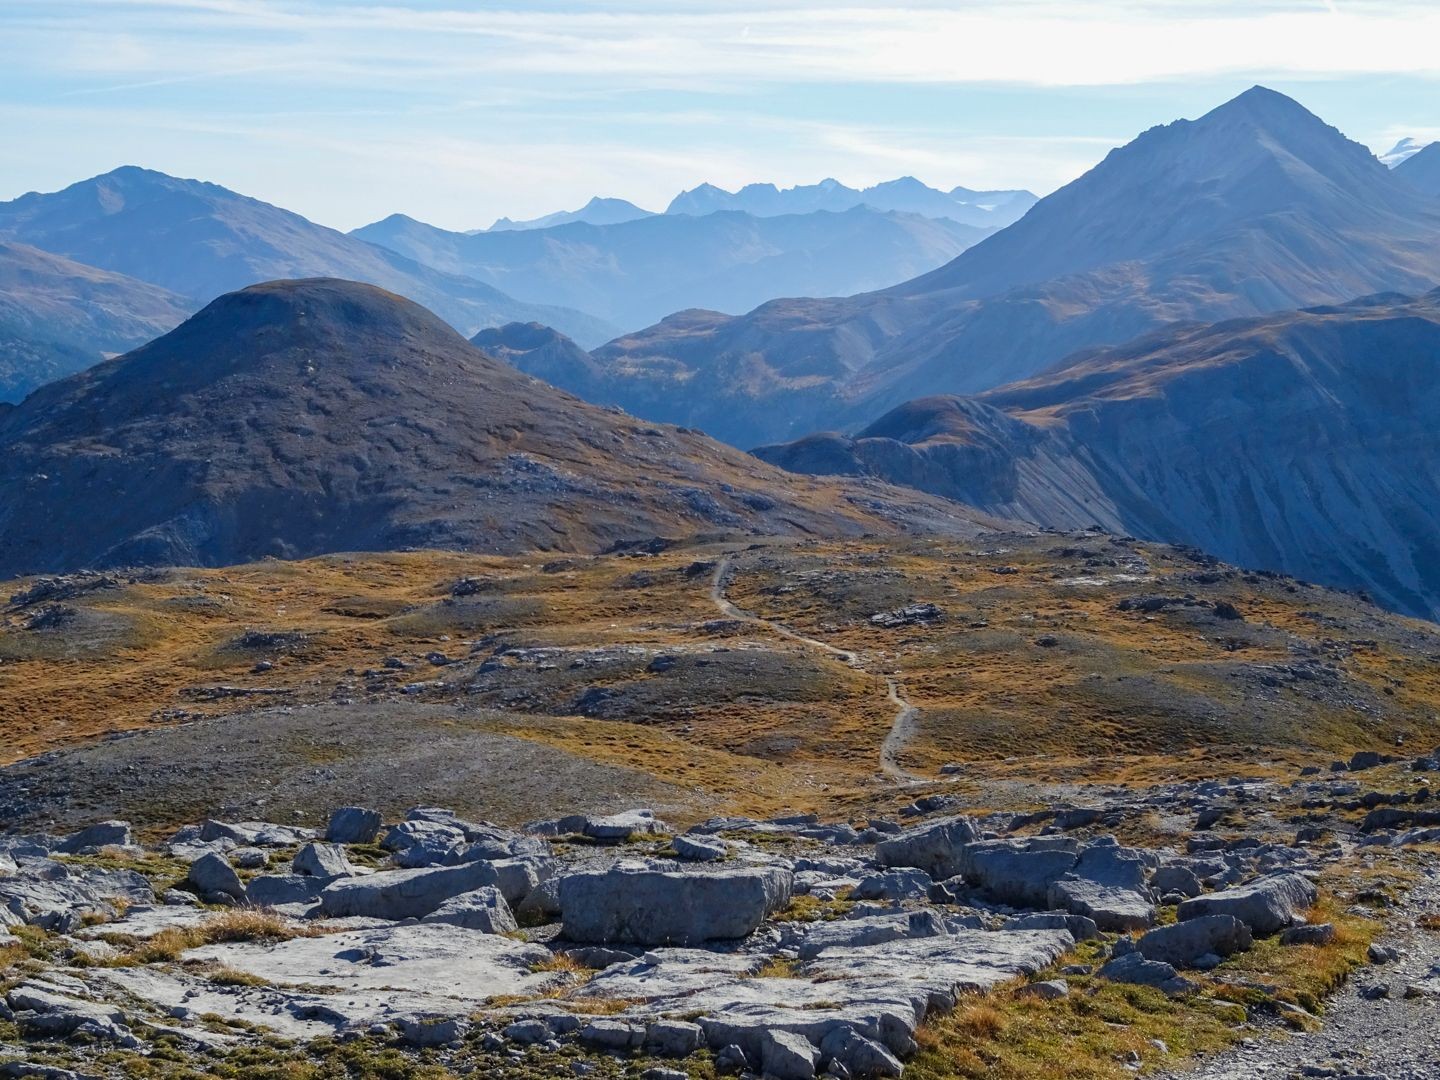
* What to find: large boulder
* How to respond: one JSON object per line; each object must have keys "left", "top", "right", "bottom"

{"left": 760, "top": 1028, "right": 820, "bottom": 1080}
{"left": 793, "top": 910, "right": 947, "bottom": 959}
{"left": 186, "top": 853, "right": 245, "bottom": 901}
{"left": 1137, "top": 914, "right": 1252, "bottom": 968}
{"left": 326, "top": 807, "right": 382, "bottom": 845}
{"left": 1176, "top": 873, "right": 1317, "bottom": 935}
{"left": 560, "top": 866, "right": 793, "bottom": 945}
{"left": 1151, "top": 864, "right": 1204, "bottom": 898}
{"left": 420, "top": 887, "right": 517, "bottom": 934}
{"left": 54, "top": 822, "right": 132, "bottom": 854}
{"left": 1098, "top": 951, "right": 1193, "bottom": 996}
{"left": 246, "top": 874, "right": 325, "bottom": 908}
{"left": 381, "top": 820, "right": 467, "bottom": 868}
{"left": 1047, "top": 845, "right": 1155, "bottom": 931}
{"left": 199, "top": 820, "right": 314, "bottom": 847}
{"left": 874, "top": 817, "right": 979, "bottom": 880}
{"left": 320, "top": 861, "right": 508, "bottom": 920}
{"left": 962, "top": 841, "right": 1078, "bottom": 907}
{"left": 292, "top": 843, "right": 352, "bottom": 879}
{"left": 582, "top": 810, "right": 670, "bottom": 842}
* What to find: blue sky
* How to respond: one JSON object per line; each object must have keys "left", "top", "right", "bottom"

{"left": 4, "top": 1, "right": 1440, "bottom": 231}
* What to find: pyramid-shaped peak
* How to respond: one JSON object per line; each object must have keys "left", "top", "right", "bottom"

{"left": 1203, "top": 85, "right": 1318, "bottom": 124}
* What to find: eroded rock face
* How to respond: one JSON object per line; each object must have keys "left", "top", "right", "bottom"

{"left": 0, "top": 778, "right": 1366, "bottom": 1080}
{"left": 560, "top": 866, "right": 794, "bottom": 945}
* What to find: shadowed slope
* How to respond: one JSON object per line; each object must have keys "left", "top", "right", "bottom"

{"left": 756, "top": 289, "right": 1440, "bottom": 619}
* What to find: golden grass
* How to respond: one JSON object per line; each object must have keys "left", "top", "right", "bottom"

{"left": 114, "top": 910, "right": 321, "bottom": 965}
{"left": 4, "top": 536, "right": 1438, "bottom": 821}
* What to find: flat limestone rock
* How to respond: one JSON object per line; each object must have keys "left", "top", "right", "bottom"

{"left": 188, "top": 923, "right": 553, "bottom": 998}
{"left": 75, "top": 904, "right": 217, "bottom": 941}
{"left": 577, "top": 950, "right": 768, "bottom": 1003}
{"left": 801, "top": 928, "right": 1073, "bottom": 1003}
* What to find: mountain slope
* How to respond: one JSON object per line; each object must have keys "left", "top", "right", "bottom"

{"left": 487, "top": 196, "right": 655, "bottom": 232}
{"left": 1394, "top": 142, "right": 1440, "bottom": 196}
{"left": 0, "top": 241, "right": 191, "bottom": 402}
{"left": 586, "top": 88, "right": 1440, "bottom": 447}
{"left": 353, "top": 206, "right": 992, "bottom": 332}
{"left": 755, "top": 289, "right": 1440, "bottom": 619}
{"left": 0, "top": 168, "right": 616, "bottom": 346}
{"left": 0, "top": 278, "right": 995, "bottom": 577}
{"left": 665, "top": 177, "right": 1036, "bottom": 228}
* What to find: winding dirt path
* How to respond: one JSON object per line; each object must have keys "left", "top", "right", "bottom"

{"left": 709, "top": 555, "right": 926, "bottom": 783}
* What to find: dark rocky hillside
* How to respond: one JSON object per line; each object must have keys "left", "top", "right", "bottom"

{"left": 0, "top": 278, "right": 992, "bottom": 577}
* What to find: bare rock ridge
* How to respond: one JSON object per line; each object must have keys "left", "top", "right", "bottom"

{"left": 560, "top": 87, "right": 1440, "bottom": 448}
{"left": 755, "top": 289, "right": 1440, "bottom": 620}
{"left": 0, "top": 278, "right": 993, "bottom": 577}
{"left": 0, "top": 166, "right": 616, "bottom": 347}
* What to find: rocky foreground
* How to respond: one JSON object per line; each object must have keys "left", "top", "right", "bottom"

{"left": 3, "top": 752, "right": 1440, "bottom": 1079}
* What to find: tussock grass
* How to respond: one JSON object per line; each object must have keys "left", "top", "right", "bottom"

{"left": 771, "top": 893, "right": 855, "bottom": 923}
{"left": 529, "top": 951, "right": 589, "bottom": 975}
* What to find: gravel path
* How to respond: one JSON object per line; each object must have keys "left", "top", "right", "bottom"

{"left": 710, "top": 553, "right": 925, "bottom": 782}
{"left": 1170, "top": 864, "right": 1440, "bottom": 1080}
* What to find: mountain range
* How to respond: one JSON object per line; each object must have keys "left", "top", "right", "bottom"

{"left": 478, "top": 176, "right": 1036, "bottom": 235}
{"left": 755, "top": 288, "right": 1440, "bottom": 619}
{"left": 353, "top": 206, "right": 993, "bottom": 332}
{"left": 0, "top": 279, "right": 992, "bottom": 577}
{"left": 664, "top": 177, "right": 1037, "bottom": 228}
{"left": 0, "top": 167, "right": 616, "bottom": 357}
{"left": 554, "top": 87, "right": 1440, "bottom": 448}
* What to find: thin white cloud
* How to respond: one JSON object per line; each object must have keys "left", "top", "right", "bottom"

{"left": 13, "top": 2, "right": 1440, "bottom": 88}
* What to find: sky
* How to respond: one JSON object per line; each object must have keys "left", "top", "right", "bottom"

{"left": 3, "top": 1, "right": 1440, "bottom": 232}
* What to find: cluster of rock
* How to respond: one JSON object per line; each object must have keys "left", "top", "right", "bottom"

{"left": 0, "top": 784, "right": 1360, "bottom": 1080}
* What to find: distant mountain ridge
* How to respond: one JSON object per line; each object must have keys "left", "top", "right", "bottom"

{"left": 0, "top": 167, "right": 616, "bottom": 346}
{"left": 665, "top": 176, "right": 1036, "bottom": 228}
{"left": 0, "top": 240, "right": 191, "bottom": 403}
{"left": 353, "top": 206, "right": 993, "bottom": 332}
{"left": 1395, "top": 142, "right": 1440, "bottom": 196}
{"left": 0, "top": 279, "right": 995, "bottom": 577}
{"left": 570, "top": 87, "right": 1440, "bottom": 447}
{"left": 486, "top": 196, "right": 655, "bottom": 232}
{"left": 755, "top": 289, "right": 1440, "bottom": 620}
{"left": 1380, "top": 137, "right": 1427, "bottom": 167}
